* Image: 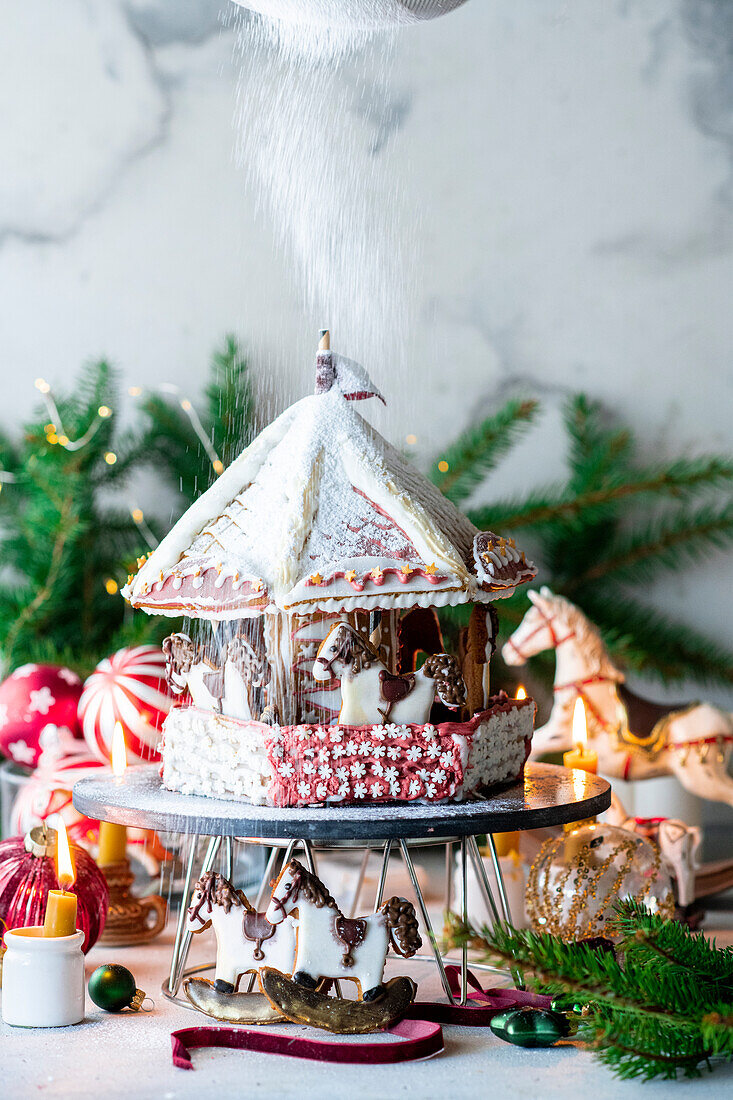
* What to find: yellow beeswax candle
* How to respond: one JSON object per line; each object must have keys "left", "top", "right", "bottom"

{"left": 563, "top": 698, "right": 598, "bottom": 774}
{"left": 43, "top": 889, "right": 78, "bottom": 938}
{"left": 43, "top": 819, "right": 77, "bottom": 937}
{"left": 98, "top": 721, "right": 128, "bottom": 867}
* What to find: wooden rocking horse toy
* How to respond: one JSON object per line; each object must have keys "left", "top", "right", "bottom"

{"left": 313, "top": 620, "right": 466, "bottom": 725}
{"left": 504, "top": 587, "right": 733, "bottom": 807}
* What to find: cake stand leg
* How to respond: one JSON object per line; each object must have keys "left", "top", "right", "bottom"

{"left": 444, "top": 840, "right": 454, "bottom": 913}
{"left": 398, "top": 839, "right": 454, "bottom": 1004}
{"left": 169, "top": 834, "right": 222, "bottom": 996}
{"left": 486, "top": 834, "right": 512, "bottom": 924}
{"left": 349, "top": 848, "right": 370, "bottom": 917}
{"left": 255, "top": 846, "right": 281, "bottom": 909}
{"left": 223, "top": 835, "right": 234, "bottom": 880}
{"left": 374, "top": 840, "right": 392, "bottom": 910}
{"left": 460, "top": 837, "right": 469, "bottom": 1006}
{"left": 301, "top": 839, "right": 318, "bottom": 874}
{"left": 467, "top": 835, "right": 501, "bottom": 926}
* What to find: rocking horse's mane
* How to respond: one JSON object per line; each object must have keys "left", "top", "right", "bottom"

{"left": 540, "top": 592, "right": 624, "bottom": 682}
{"left": 327, "top": 623, "right": 379, "bottom": 675}
{"left": 287, "top": 860, "right": 338, "bottom": 911}
{"left": 195, "top": 871, "right": 252, "bottom": 914}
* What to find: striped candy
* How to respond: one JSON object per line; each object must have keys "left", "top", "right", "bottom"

{"left": 79, "top": 646, "right": 172, "bottom": 765}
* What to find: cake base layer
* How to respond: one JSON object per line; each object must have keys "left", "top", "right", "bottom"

{"left": 161, "top": 694, "right": 533, "bottom": 808}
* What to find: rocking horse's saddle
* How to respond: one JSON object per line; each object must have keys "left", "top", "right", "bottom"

{"left": 378, "top": 669, "right": 415, "bottom": 704}
{"left": 202, "top": 665, "right": 226, "bottom": 701}
{"left": 242, "top": 910, "right": 277, "bottom": 948}
{"left": 617, "top": 682, "right": 693, "bottom": 750}
{"left": 334, "top": 916, "right": 367, "bottom": 968}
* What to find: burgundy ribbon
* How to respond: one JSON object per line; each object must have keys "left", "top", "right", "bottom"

{"left": 171, "top": 969, "right": 552, "bottom": 1070}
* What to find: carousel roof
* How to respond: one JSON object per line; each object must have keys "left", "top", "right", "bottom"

{"left": 123, "top": 351, "right": 535, "bottom": 620}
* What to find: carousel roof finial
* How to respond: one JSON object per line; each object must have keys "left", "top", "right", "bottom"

{"left": 315, "top": 329, "right": 334, "bottom": 395}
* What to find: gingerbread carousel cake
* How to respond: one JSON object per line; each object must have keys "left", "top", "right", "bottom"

{"left": 123, "top": 333, "right": 537, "bottom": 807}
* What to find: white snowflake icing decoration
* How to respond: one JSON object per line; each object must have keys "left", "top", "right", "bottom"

{"left": 345, "top": 740, "right": 358, "bottom": 756}
{"left": 318, "top": 748, "right": 330, "bottom": 764}
{"left": 440, "top": 752, "right": 453, "bottom": 769}
{"left": 329, "top": 728, "right": 344, "bottom": 743}
{"left": 316, "top": 783, "right": 328, "bottom": 800}
{"left": 389, "top": 782, "right": 401, "bottom": 797}
{"left": 278, "top": 762, "right": 294, "bottom": 778}
{"left": 350, "top": 760, "right": 366, "bottom": 779}
{"left": 371, "top": 761, "right": 385, "bottom": 777}
{"left": 371, "top": 744, "right": 386, "bottom": 759}
{"left": 425, "top": 782, "right": 437, "bottom": 798}
{"left": 370, "top": 726, "right": 387, "bottom": 741}
{"left": 302, "top": 760, "right": 316, "bottom": 775}
{"left": 370, "top": 783, "right": 383, "bottom": 797}
{"left": 408, "top": 779, "right": 422, "bottom": 797}
{"left": 384, "top": 766, "right": 398, "bottom": 783}
{"left": 357, "top": 741, "right": 372, "bottom": 756}
{"left": 336, "top": 766, "right": 349, "bottom": 782}
{"left": 433, "top": 768, "right": 447, "bottom": 784}
{"left": 353, "top": 782, "right": 367, "bottom": 799}
{"left": 11, "top": 664, "right": 39, "bottom": 679}
{"left": 386, "top": 746, "right": 400, "bottom": 761}
{"left": 318, "top": 764, "right": 333, "bottom": 779}
{"left": 332, "top": 744, "right": 346, "bottom": 758}
{"left": 423, "top": 724, "right": 437, "bottom": 739}
{"left": 425, "top": 742, "right": 442, "bottom": 760}
{"left": 297, "top": 781, "right": 311, "bottom": 798}
{"left": 405, "top": 745, "right": 422, "bottom": 762}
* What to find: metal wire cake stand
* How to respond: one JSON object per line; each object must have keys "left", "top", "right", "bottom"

{"left": 73, "top": 762, "right": 611, "bottom": 1007}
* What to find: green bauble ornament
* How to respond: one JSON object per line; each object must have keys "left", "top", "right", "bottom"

{"left": 550, "top": 994, "right": 586, "bottom": 1016}
{"left": 89, "top": 964, "right": 143, "bottom": 1012}
{"left": 490, "top": 1007, "right": 569, "bottom": 1048}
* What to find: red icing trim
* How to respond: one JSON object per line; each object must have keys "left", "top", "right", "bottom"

{"left": 305, "top": 566, "right": 447, "bottom": 590}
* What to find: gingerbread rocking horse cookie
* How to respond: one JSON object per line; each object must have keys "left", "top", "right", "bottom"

{"left": 260, "top": 858, "right": 422, "bottom": 1034}
{"left": 183, "top": 871, "right": 295, "bottom": 1024}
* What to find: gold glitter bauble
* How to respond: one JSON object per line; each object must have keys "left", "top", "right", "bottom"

{"left": 526, "top": 823, "right": 675, "bottom": 941}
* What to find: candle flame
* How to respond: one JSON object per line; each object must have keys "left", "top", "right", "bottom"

{"left": 112, "top": 721, "right": 128, "bottom": 777}
{"left": 572, "top": 697, "right": 588, "bottom": 749}
{"left": 515, "top": 685, "right": 527, "bottom": 700}
{"left": 56, "top": 818, "right": 75, "bottom": 889}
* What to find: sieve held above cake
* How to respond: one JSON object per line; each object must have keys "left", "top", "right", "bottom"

{"left": 122, "top": 333, "right": 537, "bottom": 808}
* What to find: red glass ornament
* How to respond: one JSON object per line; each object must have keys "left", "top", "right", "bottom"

{"left": 0, "top": 831, "right": 109, "bottom": 953}
{"left": 0, "top": 664, "right": 84, "bottom": 768}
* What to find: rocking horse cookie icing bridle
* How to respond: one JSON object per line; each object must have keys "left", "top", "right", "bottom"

{"left": 503, "top": 603, "right": 576, "bottom": 662}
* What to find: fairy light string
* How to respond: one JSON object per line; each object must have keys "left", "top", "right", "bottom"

{"left": 1, "top": 376, "right": 222, "bottom": 588}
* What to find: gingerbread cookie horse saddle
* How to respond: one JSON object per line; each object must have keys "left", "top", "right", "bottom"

{"left": 334, "top": 916, "right": 367, "bottom": 967}
{"left": 242, "top": 910, "right": 278, "bottom": 961}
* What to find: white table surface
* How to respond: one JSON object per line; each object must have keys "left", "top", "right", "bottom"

{"left": 3, "top": 912, "right": 733, "bottom": 1100}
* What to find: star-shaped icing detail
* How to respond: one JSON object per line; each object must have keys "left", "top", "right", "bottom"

{"left": 345, "top": 570, "right": 357, "bottom": 583}
{"left": 370, "top": 567, "right": 383, "bottom": 581}
{"left": 424, "top": 563, "right": 437, "bottom": 575}
{"left": 309, "top": 572, "right": 323, "bottom": 585}
{"left": 400, "top": 563, "right": 412, "bottom": 576}
{"left": 252, "top": 578, "right": 264, "bottom": 593}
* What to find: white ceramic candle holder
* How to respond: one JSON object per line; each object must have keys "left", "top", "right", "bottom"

{"left": 2, "top": 927, "right": 85, "bottom": 1027}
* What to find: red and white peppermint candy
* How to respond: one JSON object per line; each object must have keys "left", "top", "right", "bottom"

{"left": 79, "top": 646, "right": 172, "bottom": 765}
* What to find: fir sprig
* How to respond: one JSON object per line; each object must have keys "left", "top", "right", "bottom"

{"left": 465, "top": 902, "right": 733, "bottom": 1080}
{"left": 434, "top": 392, "right": 733, "bottom": 687}
{"left": 432, "top": 398, "right": 537, "bottom": 505}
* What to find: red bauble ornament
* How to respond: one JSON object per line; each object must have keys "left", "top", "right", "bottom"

{"left": 0, "top": 828, "right": 109, "bottom": 953}
{"left": 79, "top": 646, "right": 172, "bottom": 765}
{"left": 9, "top": 726, "right": 105, "bottom": 849}
{"left": 0, "top": 664, "right": 83, "bottom": 768}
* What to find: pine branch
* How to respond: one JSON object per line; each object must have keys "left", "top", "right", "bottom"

{"left": 469, "top": 456, "right": 733, "bottom": 532}
{"left": 430, "top": 398, "right": 538, "bottom": 505}
{"left": 565, "top": 394, "right": 633, "bottom": 495}
{"left": 576, "top": 589, "right": 733, "bottom": 685}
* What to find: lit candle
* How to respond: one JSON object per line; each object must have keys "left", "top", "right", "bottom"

{"left": 97, "top": 722, "right": 128, "bottom": 867}
{"left": 563, "top": 698, "right": 598, "bottom": 774}
{"left": 43, "top": 819, "right": 78, "bottom": 937}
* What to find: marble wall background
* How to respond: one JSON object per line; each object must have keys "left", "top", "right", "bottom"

{"left": 2, "top": 0, "right": 732, "bottom": 802}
